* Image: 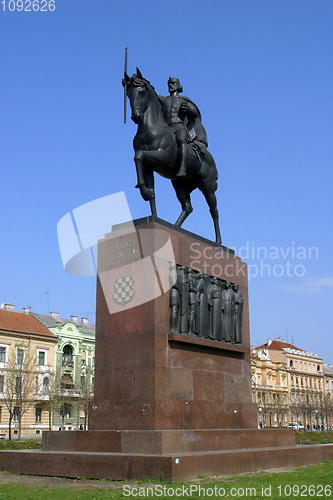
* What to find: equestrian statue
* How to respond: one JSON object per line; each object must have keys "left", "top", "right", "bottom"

{"left": 122, "top": 68, "right": 222, "bottom": 245}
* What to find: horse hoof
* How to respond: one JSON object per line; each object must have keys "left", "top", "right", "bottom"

{"left": 141, "top": 187, "right": 154, "bottom": 201}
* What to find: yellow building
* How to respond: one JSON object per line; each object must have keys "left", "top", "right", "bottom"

{"left": 0, "top": 306, "right": 57, "bottom": 439}
{"left": 252, "top": 339, "right": 327, "bottom": 430}
{"left": 323, "top": 363, "right": 333, "bottom": 429}
{"left": 251, "top": 345, "right": 288, "bottom": 428}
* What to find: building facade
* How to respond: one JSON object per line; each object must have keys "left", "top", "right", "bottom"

{"left": 33, "top": 312, "right": 95, "bottom": 430}
{"left": 251, "top": 339, "right": 330, "bottom": 430}
{"left": 0, "top": 306, "right": 57, "bottom": 439}
{"left": 323, "top": 363, "right": 333, "bottom": 429}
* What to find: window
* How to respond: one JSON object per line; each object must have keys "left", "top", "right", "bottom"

{"left": 13, "top": 407, "right": 19, "bottom": 422}
{"left": 318, "top": 380, "right": 320, "bottom": 390}
{"left": 60, "top": 405, "right": 71, "bottom": 419}
{"left": 282, "top": 378, "right": 285, "bottom": 387}
{"left": 314, "top": 380, "right": 316, "bottom": 389}
{"left": 300, "top": 362, "right": 302, "bottom": 369}
{"left": 295, "top": 361, "right": 297, "bottom": 368}
{"left": 38, "top": 351, "right": 45, "bottom": 366}
{"left": 35, "top": 376, "right": 39, "bottom": 393}
{"left": 0, "top": 375, "right": 4, "bottom": 393}
{"left": 258, "top": 375, "right": 261, "bottom": 385}
{"left": 35, "top": 407, "right": 42, "bottom": 423}
{"left": 291, "top": 376, "right": 294, "bottom": 386}
{"left": 268, "top": 376, "right": 271, "bottom": 386}
{"left": 42, "top": 377, "right": 49, "bottom": 394}
{"left": 81, "top": 376, "right": 86, "bottom": 390}
{"left": 301, "top": 378, "right": 303, "bottom": 386}
{"left": 290, "top": 360, "right": 293, "bottom": 368}
{"left": 62, "top": 345, "right": 73, "bottom": 368}
{"left": 304, "top": 363, "right": 307, "bottom": 370}
{"left": 17, "top": 349, "right": 23, "bottom": 364}
{"left": 0, "top": 406, "right": 2, "bottom": 422}
{"left": 15, "top": 376, "right": 22, "bottom": 394}
{"left": 296, "top": 377, "right": 299, "bottom": 386}
{"left": 0, "top": 347, "right": 5, "bottom": 363}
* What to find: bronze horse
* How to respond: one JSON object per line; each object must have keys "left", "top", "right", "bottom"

{"left": 123, "top": 69, "right": 222, "bottom": 245}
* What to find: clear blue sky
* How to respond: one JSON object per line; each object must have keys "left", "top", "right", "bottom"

{"left": 1, "top": 0, "right": 332, "bottom": 363}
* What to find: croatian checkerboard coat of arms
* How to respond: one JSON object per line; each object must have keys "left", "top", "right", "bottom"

{"left": 113, "top": 275, "right": 135, "bottom": 306}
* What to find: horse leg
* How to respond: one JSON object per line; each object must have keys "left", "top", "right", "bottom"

{"left": 172, "top": 182, "right": 193, "bottom": 227}
{"left": 134, "top": 151, "right": 154, "bottom": 202}
{"left": 199, "top": 181, "right": 222, "bottom": 245}
{"left": 144, "top": 170, "right": 157, "bottom": 217}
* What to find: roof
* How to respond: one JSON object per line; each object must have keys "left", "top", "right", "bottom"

{"left": 32, "top": 313, "right": 95, "bottom": 336}
{"left": 323, "top": 364, "right": 333, "bottom": 376}
{"left": 255, "top": 340, "right": 305, "bottom": 352}
{"left": 0, "top": 309, "right": 57, "bottom": 340}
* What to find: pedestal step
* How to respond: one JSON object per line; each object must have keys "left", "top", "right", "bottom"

{"left": 42, "top": 429, "right": 295, "bottom": 454}
{"left": 0, "top": 444, "right": 333, "bottom": 482}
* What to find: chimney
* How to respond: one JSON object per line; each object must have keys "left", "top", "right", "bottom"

{"left": 281, "top": 339, "right": 285, "bottom": 342}
{"left": 50, "top": 312, "right": 59, "bottom": 318}
{"left": 81, "top": 317, "right": 88, "bottom": 324}
{"left": 23, "top": 307, "right": 30, "bottom": 314}
{"left": 4, "top": 304, "right": 14, "bottom": 311}
{"left": 267, "top": 338, "right": 272, "bottom": 347}
{"left": 71, "top": 315, "right": 78, "bottom": 322}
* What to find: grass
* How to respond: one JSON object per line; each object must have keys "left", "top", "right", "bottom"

{"left": 0, "top": 439, "right": 41, "bottom": 450}
{"left": 0, "top": 461, "right": 332, "bottom": 499}
{"left": 296, "top": 430, "right": 333, "bottom": 444}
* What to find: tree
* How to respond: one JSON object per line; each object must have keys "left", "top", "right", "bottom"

{"left": 3, "top": 342, "right": 36, "bottom": 440}
{"left": 35, "top": 369, "right": 55, "bottom": 431}
{"left": 80, "top": 367, "right": 94, "bottom": 430}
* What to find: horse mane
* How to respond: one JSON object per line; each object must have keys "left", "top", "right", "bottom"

{"left": 128, "top": 74, "right": 158, "bottom": 98}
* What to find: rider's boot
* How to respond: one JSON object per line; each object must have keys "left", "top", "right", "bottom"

{"left": 176, "top": 143, "right": 188, "bottom": 177}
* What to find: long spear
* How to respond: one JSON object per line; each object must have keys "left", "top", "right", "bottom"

{"left": 124, "top": 47, "right": 128, "bottom": 124}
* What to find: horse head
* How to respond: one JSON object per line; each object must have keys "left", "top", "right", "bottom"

{"left": 123, "top": 68, "right": 152, "bottom": 125}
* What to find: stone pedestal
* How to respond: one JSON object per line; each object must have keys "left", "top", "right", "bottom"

{"left": 90, "top": 217, "right": 257, "bottom": 431}
{"left": 4, "top": 217, "right": 331, "bottom": 482}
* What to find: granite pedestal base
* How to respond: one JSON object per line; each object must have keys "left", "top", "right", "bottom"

{"left": 2, "top": 219, "right": 327, "bottom": 481}
{"left": 0, "top": 442, "right": 333, "bottom": 482}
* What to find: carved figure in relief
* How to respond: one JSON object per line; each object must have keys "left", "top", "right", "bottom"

{"left": 233, "top": 283, "right": 243, "bottom": 344}
{"left": 179, "top": 266, "right": 189, "bottom": 333}
{"left": 187, "top": 268, "right": 197, "bottom": 335}
{"left": 196, "top": 273, "right": 210, "bottom": 338}
{"left": 208, "top": 277, "right": 223, "bottom": 341}
{"left": 222, "top": 281, "right": 236, "bottom": 342}
{"left": 169, "top": 262, "right": 181, "bottom": 334}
